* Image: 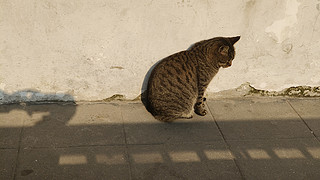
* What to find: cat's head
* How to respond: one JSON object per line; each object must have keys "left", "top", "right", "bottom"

{"left": 217, "top": 36, "right": 240, "bottom": 68}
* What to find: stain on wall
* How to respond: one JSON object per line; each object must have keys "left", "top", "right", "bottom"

{"left": 265, "top": 0, "right": 300, "bottom": 43}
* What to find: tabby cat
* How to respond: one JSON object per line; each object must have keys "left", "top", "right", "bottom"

{"left": 147, "top": 36, "right": 240, "bottom": 122}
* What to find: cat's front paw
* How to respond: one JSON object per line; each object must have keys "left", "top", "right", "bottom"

{"left": 195, "top": 107, "right": 207, "bottom": 116}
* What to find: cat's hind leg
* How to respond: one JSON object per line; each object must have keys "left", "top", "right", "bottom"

{"left": 154, "top": 115, "right": 178, "bottom": 123}
{"left": 180, "top": 98, "right": 197, "bottom": 119}
{"left": 180, "top": 111, "right": 193, "bottom": 119}
{"left": 154, "top": 111, "right": 193, "bottom": 122}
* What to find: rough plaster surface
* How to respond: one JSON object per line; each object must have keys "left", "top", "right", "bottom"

{"left": 0, "top": 0, "right": 319, "bottom": 103}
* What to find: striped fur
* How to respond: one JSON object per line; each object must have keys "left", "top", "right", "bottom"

{"left": 147, "top": 36, "right": 240, "bottom": 122}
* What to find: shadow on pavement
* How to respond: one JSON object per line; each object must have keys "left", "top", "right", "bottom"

{"left": 0, "top": 90, "right": 76, "bottom": 127}
{"left": 0, "top": 100, "right": 319, "bottom": 179}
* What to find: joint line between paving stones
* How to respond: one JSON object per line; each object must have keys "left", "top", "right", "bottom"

{"left": 120, "top": 106, "right": 133, "bottom": 180}
{"left": 13, "top": 121, "right": 25, "bottom": 180}
{"left": 206, "top": 101, "right": 246, "bottom": 180}
{"left": 286, "top": 100, "right": 320, "bottom": 142}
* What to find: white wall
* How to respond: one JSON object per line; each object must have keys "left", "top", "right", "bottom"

{"left": 0, "top": 0, "right": 319, "bottom": 102}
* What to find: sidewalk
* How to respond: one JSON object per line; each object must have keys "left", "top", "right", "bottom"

{"left": 1, "top": 97, "right": 320, "bottom": 179}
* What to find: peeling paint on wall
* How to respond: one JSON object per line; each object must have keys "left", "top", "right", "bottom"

{"left": 265, "top": 0, "right": 300, "bottom": 43}
{"left": 208, "top": 83, "right": 320, "bottom": 99}
{"left": 0, "top": 90, "right": 74, "bottom": 104}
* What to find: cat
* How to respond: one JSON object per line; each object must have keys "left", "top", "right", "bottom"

{"left": 146, "top": 36, "right": 240, "bottom": 122}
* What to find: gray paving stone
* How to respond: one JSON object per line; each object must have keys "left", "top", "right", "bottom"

{"left": 228, "top": 138, "right": 320, "bottom": 180}
{"left": 1, "top": 98, "right": 319, "bottom": 179}
{"left": 121, "top": 103, "right": 222, "bottom": 144}
{"left": 207, "top": 98, "right": 313, "bottom": 140}
{"left": 288, "top": 98, "right": 320, "bottom": 137}
{"left": 0, "top": 104, "right": 25, "bottom": 148}
{"left": 128, "top": 142, "right": 242, "bottom": 179}
{"left": 17, "top": 146, "right": 130, "bottom": 179}
{"left": 0, "top": 149, "right": 17, "bottom": 180}
{"left": 21, "top": 103, "right": 125, "bottom": 148}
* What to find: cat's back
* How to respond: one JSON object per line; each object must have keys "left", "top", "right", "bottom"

{"left": 147, "top": 50, "right": 197, "bottom": 96}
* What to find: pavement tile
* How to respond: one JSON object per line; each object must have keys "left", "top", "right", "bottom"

{"left": 0, "top": 149, "right": 18, "bottom": 180}
{"left": 228, "top": 138, "right": 320, "bottom": 180}
{"left": 17, "top": 146, "right": 130, "bottom": 179}
{"left": 121, "top": 103, "right": 222, "bottom": 144}
{"left": 1, "top": 98, "right": 319, "bottom": 179}
{"left": 128, "top": 142, "right": 241, "bottom": 179}
{"left": 207, "top": 98, "right": 313, "bottom": 140}
{"left": 288, "top": 98, "right": 320, "bottom": 137}
{"left": 0, "top": 104, "right": 25, "bottom": 148}
{"left": 21, "top": 103, "right": 125, "bottom": 148}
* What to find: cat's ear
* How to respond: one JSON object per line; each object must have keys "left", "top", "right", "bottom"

{"left": 229, "top": 36, "right": 240, "bottom": 45}
{"left": 219, "top": 45, "right": 229, "bottom": 56}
